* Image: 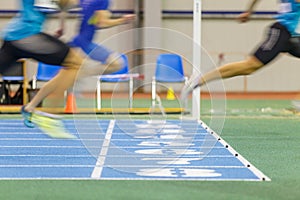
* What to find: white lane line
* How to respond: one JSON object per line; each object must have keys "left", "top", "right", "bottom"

{"left": 0, "top": 155, "right": 234, "bottom": 158}
{"left": 91, "top": 120, "right": 115, "bottom": 179}
{"left": 198, "top": 119, "right": 271, "bottom": 181}
{"left": 0, "top": 165, "right": 248, "bottom": 168}
{"left": 0, "top": 145, "right": 225, "bottom": 149}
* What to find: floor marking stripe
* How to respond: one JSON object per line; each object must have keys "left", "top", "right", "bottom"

{"left": 0, "top": 155, "right": 235, "bottom": 158}
{"left": 0, "top": 146, "right": 225, "bottom": 149}
{"left": 198, "top": 120, "right": 271, "bottom": 181}
{"left": 0, "top": 155, "right": 96, "bottom": 157}
{"left": 0, "top": 165, "right": 248, "bottom": 168}
{"left": 91, "top": 120, "right": 115, "bottom": 179}
{"left": 0, "top": 177, "right": 265, "bottom": 181}
{"left": 0, "top": 138, "right": 219, "bottom": 142}
{"left": 0, "top": 165, "right": 96, "bottom": 167}
{"left": 97, "top": 177, "right": 265, "bottom": 181}
{"left": 218, "top": 139, "right": 271, "bottom": 181}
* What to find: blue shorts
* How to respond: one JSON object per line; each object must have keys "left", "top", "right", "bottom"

{"left": 85, "top": 43, "right": 112, "bottom": 64}
{"left": 69, "top": 37, "right": 112, "bottom": 64}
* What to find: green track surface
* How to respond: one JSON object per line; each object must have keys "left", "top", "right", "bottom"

{"left": 0, "top": 99, "right": 299, "bottom": 200}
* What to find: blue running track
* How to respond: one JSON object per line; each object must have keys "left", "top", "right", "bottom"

{"left": 0, "top": 119, "right": 270, "bottom": 181}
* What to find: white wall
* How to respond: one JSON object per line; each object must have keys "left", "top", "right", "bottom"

{"left": 163, "top": 0, "right": 277, "bottom": 11}
{"left": 1, "top": 0, "right": 299, "bottom": 92}
{"left": 161, "top": 0, "right": 300, "bottom": 92}
{"left": 0, "top": 0, "right": 18, "bottom": 10}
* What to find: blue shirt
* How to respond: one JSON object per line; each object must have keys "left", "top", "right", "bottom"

{"left": 2, "top": 0, "right": 47, "bottom": 41}
{"left": 71, "top": 0, "right": 110, "bottom": 47}
{"left": 276, "top": 0, "right": 300, "bottom": 36}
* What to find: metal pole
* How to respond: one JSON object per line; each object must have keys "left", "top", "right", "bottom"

{"left": 192, "top": 0, "right": 201, "bottom": 120}
{"left": 133, "top": 0, "right": 143, "bottom": 92}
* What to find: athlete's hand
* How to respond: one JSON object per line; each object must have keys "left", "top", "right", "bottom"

{"left": 53, "top": 28, "right": 64, "bottom": 38}
{"left": 122, "top": 14, "right": 136, "bottom": 24}
{"left": 237, "top": 12, "right": 251, "bottom": 23}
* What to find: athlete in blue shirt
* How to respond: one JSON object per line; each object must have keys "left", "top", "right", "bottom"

{"left": 3, "top": 1, "right": 47, "bottom": 41}
{"left": 69, "top": 0, "right": 135, "bottom": 74}
{"left": 0, "top": 0, "right": 82, "bottom": 137}
{"left": 181, "top": 0, "right": 300, "bottom": 100}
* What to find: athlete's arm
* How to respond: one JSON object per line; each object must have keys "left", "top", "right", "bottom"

{"left": 237, "top": 0, "right": 260, "bottom": 23}
{"left": 246, "top": 0, "right": 260, "bottom": 13}
{"left": 54, "top": 0, "right": 79, "bottom": 38}
{"left": 53, "top": 11, "right": 67, "bottom": 38}
{"left": 92, "top": 10, "right": 135, "bottom": 29}
{"left": 57, "top": 0, "right": 78, "bottom": 11}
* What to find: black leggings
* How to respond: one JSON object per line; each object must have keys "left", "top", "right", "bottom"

{"left": 0, "top": 33, "right": 69, "bottom": 74}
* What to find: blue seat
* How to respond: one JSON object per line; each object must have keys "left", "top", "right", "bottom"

{"left": 152, "top": 54, "right": 187, "bottom": 105}
{"left": 32, "top": 62, "right": 62, "bottom": 89}
{"left": 155, "top": 54, "right": 186, "bottom": 82}
{"left": 2, "top": 60, "right": 25, "bottom": 82}
{"left": 96, "top": 54, "right": 135, "bottom": 109}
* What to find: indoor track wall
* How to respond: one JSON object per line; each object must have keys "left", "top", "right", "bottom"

{"left": 0, "top": 0, "right": 298, "bottom": 92}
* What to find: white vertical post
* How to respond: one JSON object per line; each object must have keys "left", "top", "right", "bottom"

{"left": 143, "top": 0, "right": 162, "bottom": 93}
{"left": 96, "top": 80, "right": 101, "bottom": 110}
{"left": 192, "top": 0, "right": 201, "bottom": 120}
{"left": 129, "top": 77, "right": 133, "bottom": 108}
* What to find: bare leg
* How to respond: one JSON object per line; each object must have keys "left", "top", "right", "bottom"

{"left": 181, "top": 56, "right": 264, "bottom": 101}
{"left": 104, "top": 52, "right": 124, "bottom": 74}
{"left": 199, "top": 56, "right": 264, "bottom": 86}
{"left": 77, "top": 52, "right": 124, "bottom": 79}
{"left": 25, "top": 49, "right": 82, "bottom": 112}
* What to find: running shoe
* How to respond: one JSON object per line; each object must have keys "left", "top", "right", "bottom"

{"left": 180, "top": 75, "right": 200, "bottom": 106}
{"left": 21, "top": 105, "right": 35, "bottom": 128}
{"left": 31, "top": 111, "right": 76, "bottom": 139}
{"left": 291, "top": 100, "right": 300, "bottom": 112}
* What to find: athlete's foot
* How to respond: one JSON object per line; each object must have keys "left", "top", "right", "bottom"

{"left": 291, "top": 100, "right": 300, "bottom": 112}
{"left": 21, "top": 105, "right": 35, "bottom": 128}
{"left": 32, "top": 111, "right": 76, "bottom": 139}
{"left": 180, "top": 75, "right": 201, "bottom": 107}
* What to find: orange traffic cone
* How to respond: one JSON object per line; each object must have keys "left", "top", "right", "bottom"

{"left": 64, "top": 92, "right": 77, "bottom": 113}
